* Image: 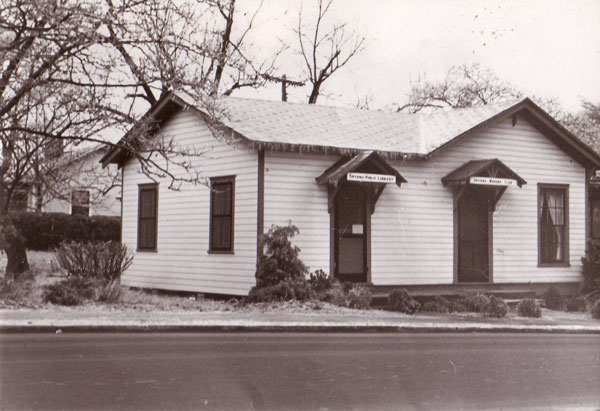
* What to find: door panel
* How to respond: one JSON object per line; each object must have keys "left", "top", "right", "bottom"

{"left": 458, "top": 189, "right": 490, "bottom": 283}
{"left": 335, "top": 185, "right": 367, "bottom": 282}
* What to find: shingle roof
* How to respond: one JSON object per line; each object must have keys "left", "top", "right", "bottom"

{"left": 102, "top": 91, "right": 600, "bottom": 168}
{"left": 210, "top": 95, "right": 521, "bottom": 156}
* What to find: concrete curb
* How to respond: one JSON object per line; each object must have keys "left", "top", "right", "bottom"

{"left": 2, "top": 324, "right": 600, "bottom": 334}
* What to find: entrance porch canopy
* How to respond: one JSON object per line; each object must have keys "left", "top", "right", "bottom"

{"left": 442, "top": 159, "right": 526, "bottom": 212}
{"left": 441, "top": 159, "right": 526, "bottom": 188}
{"left": 316, "top": 151, "right": 406, "bottom": 213}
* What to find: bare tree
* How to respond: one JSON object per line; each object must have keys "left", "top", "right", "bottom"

{"left": 0, "top": 0, "right": 279, "bottom": 277}
{"left": 295, "top": 0, "right": 364, "bottom": 104}
{"left": 396, "top": 63, "right": 523, "bottom": 113}
{"left": 395, "top": 63, "right": 600, "bottom": 150}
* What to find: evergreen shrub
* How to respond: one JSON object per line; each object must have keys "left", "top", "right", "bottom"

{"left": 484, "top": 296, "right": 508, "bottom": 318}
{"left": 544, "top": 286, "right": 562, "bottom": 310}
{"left": 464, "top": 292, "right": 491, "bottom": 313}
{"left": 387, "top": 288, "right": 420, "bottom": 314}
{"left": 565, "top": 295, "right": 587, "bottom": 312}
{"left": 517, "top": 298, "right": 542, "bottom": 318}
{"left": 12, "top": 212, "right": 120, "bottom": 250}
{"left": 592, "top": 300, "right": 600, "bottom": 320}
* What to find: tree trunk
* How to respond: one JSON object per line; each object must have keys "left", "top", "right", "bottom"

{"left": 1, "top": 216, "right": 30, "bottom": 279}
{"left": 5, "top": 241, "right": 29, "bottom": 278}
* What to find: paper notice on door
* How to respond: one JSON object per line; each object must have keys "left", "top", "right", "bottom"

{"left": 352, "top": 224, "right": 364, "bottom": 234}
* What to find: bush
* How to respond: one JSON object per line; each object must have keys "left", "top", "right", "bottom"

{"left": 420, "top": 296, "right": 451, "bottom": 313}
{"left": 517, "top": 298, "right": 542, "bottom": 318}
{"left": 421, "top": 300, "right": 449, "bottom": 313}
{"left": 449, "top": 300, "right": 467, "bottom": 313}
{"left": 255, "top": 224, "right": 308, "bottom": 288}
{"left": 248, "top": 278, "right": 313, "bottom": 303}
{"left": 308, "top": 269, "right": 334, "bottom": 293}
{"left": 345, "top": 285, "right": 372, "bottom": 309}
{"left": 12, "top": 212, "right": 120, "bottom": 251}
{"left": 464, "top": 292, "right": 491, "bottom": 313}
{"left": 544, "top": 286, "right": 562, "bottom": 310}
{"left": 581, "top": 241, "right": 600, "bottom": 296}
{"left": 43, "top": 277, "right": 98, "bottom": 306}
{"left": 484, "top": 296, "right": 508, "bottom": 318}
{"left": 317, "top": 281, "right": 348, "bottom": 306}
{"left": 565, "top": 295, "right": 587, "bottom": 312}
{"left": 592, "top": 300, "right": 600, "bottom": 320}
{"left": 387, "top": 288, "right": 420, "bottom": 314}
{"left": 0, "top": 277, "right": 38, "bottom": 307}
{"left": 54, "top": 241, "right": 133, "bottom": 285}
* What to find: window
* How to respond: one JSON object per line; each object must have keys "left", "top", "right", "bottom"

{"left": 138, "top": 184, "right": 158, "bottom": 251}
{"left": 591, "top": 199, "right": 600, "bottom": 240}
{"left": 209, "top": 176, "right": 235, "bottom": 252}
{"left": 71, "top": 190, "right": 90, "bottom": 216}
{"left": 538, "top": 185, "right": 568, "bottom": 265}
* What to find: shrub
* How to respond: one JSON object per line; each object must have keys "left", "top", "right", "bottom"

{"left": 248, "top": 278, "right": 313, "bottom": 303}
{"left": 581, "top": 241, "right": 600, "bottom": 296}
{"left": 484, "top": 296, "right": 508, "bottom": 318}
{"left": 464, "top": 292, "right": 491, "bottom": 313}
{"left": 420, "top": 296, "right": 451, "bottom": 313}
{"left": 54, "top": 241, "right": 133, "bottom": 285}
{"left": 12, "top": 212, "right": 120, "bottom": 251}
{"left": 0, "top": 277, "right": 38, "bottom": 307}
{"left": 544, "top": 286, "right": 562, "bottom": 310}
{"left": 43, "top": 277, "right": 98, "bottom": 306}
{"left": 449, "top": 300, "right": 467, "bottom": 313}
{"left": 592, "top": 300, "right": 600, "bottom": 320}
{"left": 565, "top": 295, "right": 587, "bottom": 312}
{"left": 345, "top": 285, "right": 372, "bottom": 309}
{"left": 308, "top": 269, "right": 333, "bottom": 292}
{"left": 387, "top": 288, "right": 420, "bottom": 314}
{"left": 255, "top": 224, "right": 308, "bottom": 288}
{"left": 317, "top": 281, "right": 348, "bottom": 307}
{"left": 421, "top": 301, "right": 449, "bottom": 313}
{"left": 517, "top": 298, "right": 542, "bottom": 318}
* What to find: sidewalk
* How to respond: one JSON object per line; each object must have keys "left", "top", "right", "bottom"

{"left": 2, "top": 306, "right": 599, "bottom": 333}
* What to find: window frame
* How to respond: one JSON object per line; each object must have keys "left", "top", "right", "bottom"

{"left": 537, "top": 183, "right": 569, "bottom": 267}
{"left": 209, "top": 176, "right": 235, "bottom": 254}
{"left": 137, "top": 183, "right": 159, "bottom": 252}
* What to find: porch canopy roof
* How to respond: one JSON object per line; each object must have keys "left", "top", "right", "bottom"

{"left": 441, "top": 159, "right": 527, "bottom": 188}
{"left": 316, "top": 151, "right": 406, "bottom": 187}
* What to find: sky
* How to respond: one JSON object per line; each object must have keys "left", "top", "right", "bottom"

{"left": 232, "top": 0, "right": 600, "bottom": 113}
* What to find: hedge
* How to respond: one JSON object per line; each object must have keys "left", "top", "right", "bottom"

{"left": 12, "top": 212, "right": 120, "bottom": 251}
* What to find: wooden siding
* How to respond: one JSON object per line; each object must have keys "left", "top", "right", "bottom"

{"left": 262, "top": 117, "right": 586, "bottom": 286}
{"left": 121, "top": 110, "right": 257, "bottom": 295}
{"left": 263, "top": 152, "right": 335, "bottom": 273}
{"left": 371, "top": 116, "right": 585, "bottom": 285}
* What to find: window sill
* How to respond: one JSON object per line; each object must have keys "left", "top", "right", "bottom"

{"left": 137, "top": 248, "right": 158, "bottom": 253}
{"left": 538, "top": 262, "right": 570, "bottom": 268}
{"left": 208, "top": 250, "right": 234, "bottom": 255}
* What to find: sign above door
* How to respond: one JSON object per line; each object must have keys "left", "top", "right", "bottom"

{"left": 469, "top": 176, "right": 517, "bottom": 186}
{"left": 347, "top": 172, "right": 396, "bottom": 184}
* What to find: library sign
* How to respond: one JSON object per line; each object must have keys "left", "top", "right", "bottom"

{"left": 470, "top": 176, "right": 517, "bottom": 186}
{"left": 347, "top": 172, "right": 396, "bottom": 184}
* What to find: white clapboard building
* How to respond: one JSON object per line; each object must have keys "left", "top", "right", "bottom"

{"left": 102, "top": 92, "right": 600, "bottom": 296}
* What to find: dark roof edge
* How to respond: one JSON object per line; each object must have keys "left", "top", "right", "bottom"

{"left": 426, "top": 98, "right": 600, "bottom": 169}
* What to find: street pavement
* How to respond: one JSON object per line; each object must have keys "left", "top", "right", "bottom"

{"left": 1, "top": 332, "right": 599, "bottom": 410}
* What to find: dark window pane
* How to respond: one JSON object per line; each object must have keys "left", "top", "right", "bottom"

{"left": 138, "top": 186, "right": 157, "bottom": 250}
{"left": 210, "top": 179, "right": 233, "bottom": 251}
{"left": 592, "top": 201, "right": 600, "bottom": 239}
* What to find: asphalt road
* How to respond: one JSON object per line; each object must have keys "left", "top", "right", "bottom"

{"left": 1, "top": 332, "right": 599, "bottom": 411}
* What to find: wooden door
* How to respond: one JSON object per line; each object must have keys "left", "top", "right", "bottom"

{"left": 458, "top": 189, "right": 490, "bottom": 282}
{"left": 335, "top": 185, "right": 367, "bottom": 282}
